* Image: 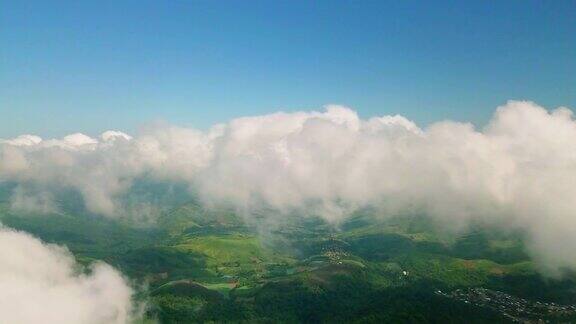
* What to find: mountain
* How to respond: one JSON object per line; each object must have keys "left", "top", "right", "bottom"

{"left": 1, "top": 198, "right": 575, "bottom": 323}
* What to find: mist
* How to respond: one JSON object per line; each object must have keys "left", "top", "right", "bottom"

{"left": 1, "top": 100, "right": 576, "bottom": 275}
{"left": 0, "top": 225, "right": 138, "bottom": 324}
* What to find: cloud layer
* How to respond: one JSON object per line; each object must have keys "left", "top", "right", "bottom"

{"left": 1, "top": 101, "right": 576, "bottom": 274}
{"left": 0, "top": 226, "right": 136, "bottom": 324}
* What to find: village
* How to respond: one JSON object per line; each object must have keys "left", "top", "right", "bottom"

{"left": 436, "top": 287, "right": 576, "bottom": 323}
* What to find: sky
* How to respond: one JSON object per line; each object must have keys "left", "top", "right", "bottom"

{"left": 1, "top": 0, "right": 575, "bottom": 138}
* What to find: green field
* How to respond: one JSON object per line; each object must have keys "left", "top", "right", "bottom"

{"left": 1, "top": 197, "right": 575, "bottom": 323}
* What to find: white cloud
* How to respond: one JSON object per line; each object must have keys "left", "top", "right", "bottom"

{"left": 1, "top": 101, "right": 576, "bottom": 274}
{"left": 0, "top": 226, "right": 137, "bottom": 324}
{"left": 0, "top": 134, "right": 43, "bottom": 147}
{"left": 101, "top": 131, "right": 133, "bottom": 142}
{"left": 10, "top": 186, "right": 57, "bottom": 214}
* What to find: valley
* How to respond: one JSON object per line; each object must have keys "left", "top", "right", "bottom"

{"left": 1, "top": 200, "right": 575, "bottom": 323}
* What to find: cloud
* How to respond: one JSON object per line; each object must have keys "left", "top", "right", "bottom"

{"left": 0, "top": 134, "right": 42, "bottom": 146}
{"left": 101, "top": 131, "right": 133, "bottom": 142}
{"left": 1, "top": 100, "right": 576, "bottom": 275}
{"left": 0, "top": 226, "right": 137, "bottom": 324}
{"left": 10, "top": 186, "right": 57, "bottom": 214}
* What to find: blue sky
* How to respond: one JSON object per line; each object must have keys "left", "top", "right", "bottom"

{"left": 1, "top": 0, "right": 575, "bottom": 138}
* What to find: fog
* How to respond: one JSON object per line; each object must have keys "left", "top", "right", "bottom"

{"left": 1, "top": 100, "right": 576, "bottom": 275}
{"left": 0, "top": 226, "right": 137, "bottom": 324}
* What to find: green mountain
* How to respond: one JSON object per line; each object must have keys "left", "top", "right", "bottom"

{"left": 1, "top": 199, "right": 575, "bottom": 323}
